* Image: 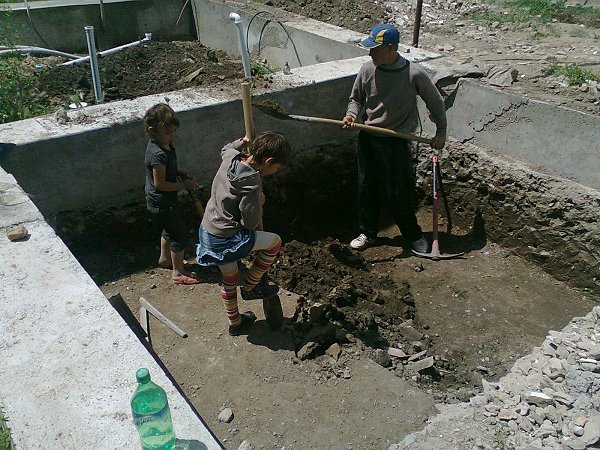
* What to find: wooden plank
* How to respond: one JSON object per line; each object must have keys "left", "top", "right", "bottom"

{"left": 139, "top": 296, "right": 188, "bottom": 338}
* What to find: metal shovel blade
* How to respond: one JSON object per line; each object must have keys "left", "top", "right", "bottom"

{"left": 412, "top": 240, "right": 465, "bottom": 261}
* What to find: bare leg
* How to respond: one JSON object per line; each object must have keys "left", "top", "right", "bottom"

{"left": 158, "top": 236, "right": 172, "bottom": 268}
{"left": 160, "top": 237, "right": 195, "bottom": 269}
{"left": 171, "top": 250, "right": 186, "bottom": 279}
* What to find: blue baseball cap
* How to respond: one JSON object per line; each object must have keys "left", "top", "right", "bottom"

{"left": 360, "top": 24, "right": 400, "bottom": 49}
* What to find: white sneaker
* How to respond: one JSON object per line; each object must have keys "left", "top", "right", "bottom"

{"left": 350, "top": 233, "right": 373, "bottom": 250}
{"left": 411, "top": 237, "right": 428, "bottom": 253}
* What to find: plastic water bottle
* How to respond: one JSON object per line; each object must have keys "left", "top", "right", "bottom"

{"left": 131, "top": 368, "right": 176, "bottom": 450}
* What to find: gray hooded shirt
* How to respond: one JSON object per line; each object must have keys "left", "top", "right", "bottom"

{"left": 201, "top": 140, "right": 263, "bottom": 238}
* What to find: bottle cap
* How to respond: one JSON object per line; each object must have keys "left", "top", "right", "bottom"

{"left": 136, "top": 368, "right": 151, "bottom": 383}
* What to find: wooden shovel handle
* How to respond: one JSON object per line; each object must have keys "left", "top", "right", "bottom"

{"left": 241, "top": 82, "right": 254, "bottom": 141}
{"left": 288, "top": 115, "right": 432, "bottom": 145}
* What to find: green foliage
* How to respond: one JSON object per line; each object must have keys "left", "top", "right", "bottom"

{"left": 544, "top": 63, "right": 600, "bottom": 85}
{"left": 470, "top": 0, "right": 600, "bottom": 28}
{"left": 0, "top": 6, "right": 48, "bottom": 123}
{"left": 0, "top": 413, "right": 10, "bottom": 450}
{"left": 250, "top": 60, "right": 276, "bottom": 77}
{"left": 0, "top": 55, "right": 49, "bottom": 123}
{"left": 69, "top": 90, "right": 86, "bottom": 108}
{"left": 0, "top": 7, "right": 23, "bottom": 46}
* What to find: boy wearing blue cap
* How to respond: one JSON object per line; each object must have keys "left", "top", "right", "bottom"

{"left": 342, "top": 23, "right": 447, "bottom": 252}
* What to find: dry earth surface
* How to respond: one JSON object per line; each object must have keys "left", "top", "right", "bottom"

{"left": 62, "top": 198, "right": 597, "bottom": 448}
{"left": 31, "top": 0, "right": 599, "bottom": 448}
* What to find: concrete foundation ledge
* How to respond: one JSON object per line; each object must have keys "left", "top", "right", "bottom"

{"left": 0, "top": 168, "right": 221, "bottom": 449}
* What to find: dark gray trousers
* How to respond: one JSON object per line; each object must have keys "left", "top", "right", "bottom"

{"left": 356, "top": 131, "right": 422, "bottom": 242}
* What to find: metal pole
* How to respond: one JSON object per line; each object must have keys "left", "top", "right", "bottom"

{"left": 229, "top": 12, "right": 252, "bottom": 79}
{"left": 63, "top": 33, "right": 151, "bottom": 66}
{"left": 84, "top": 26, "right": 104, "bottom": 103}
{"left": 412, "top": 0, "right": 423, "bottom": 47}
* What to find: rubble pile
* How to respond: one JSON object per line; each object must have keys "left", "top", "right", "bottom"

{"left": 391, "top": 305, "right": 600, "bottom": 450}
{"left": 271, "top": 239, "right": 453, "bottom": 384}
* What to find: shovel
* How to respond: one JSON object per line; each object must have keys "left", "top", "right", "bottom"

{"left": 253, "top": 99, "right": 433, "bottom": 145}
{"left": 412, "top": 155, "right": 464, "bottom": 260}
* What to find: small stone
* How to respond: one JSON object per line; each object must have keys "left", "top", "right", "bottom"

{"left": 54, "top": 108, "right": 70, "bottom": 124}
{"left": 524, "top": 391, "right": 554, "bottom": 407}
{"left": 326, "top": 343, "right": 342, "bottom": 360}
{"left": 7, "top": 224, "right": 29, "bottom": 241}
{"left": 405, "top": 356, "right": 434, "bottom": 374}
{"left": 498, "top": 408, "right": 519, "bottom": 421}
{"left": 388, "top": 347, "right": 407, "bottom": 359}
{"left": 238, "top": 440, "right": 253, "bottom": 450}
{"left": 218, "top": 407, "right": 234, "bottom": 423}
{"left": 574, "top": 416, "right": 588, "bottom": 427}
{"left": 297, "top": 341, "right": 319, "bottom": 360}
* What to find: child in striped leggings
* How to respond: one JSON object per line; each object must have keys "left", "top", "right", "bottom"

{"left": 195, "top": 131, "right": 290, "bottom": 336}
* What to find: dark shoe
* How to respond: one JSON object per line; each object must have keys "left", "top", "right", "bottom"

{"left": 228, "top": 311, "right": 257, "bottom": 336}
{"left": 240, "top": 278, "right": 279, "bottom": 301}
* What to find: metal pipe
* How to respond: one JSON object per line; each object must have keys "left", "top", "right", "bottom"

{"left": 84, "top": 26, "right": 103, "bottom": 103}
{"left": 229, "top": 12, "right": 252, "bottom": 79}
{"left": 412, "top": 0, "right": 423, "bottom": 47}
{"left": 62, "top": 33, "right": 152, "bottom": 66}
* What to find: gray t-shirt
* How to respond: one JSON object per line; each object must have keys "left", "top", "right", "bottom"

{"left": 144, "top": 139, "right": 179, "bottom": 209}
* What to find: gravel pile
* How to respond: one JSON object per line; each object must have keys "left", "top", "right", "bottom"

{"left": 390, "top": 305, "right": 600, "bottom": 450}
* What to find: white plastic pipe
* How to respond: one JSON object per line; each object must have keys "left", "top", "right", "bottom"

{"left": 85, "top": 26, "right": 104, "bottom": 103}
{"left": 0, "top": 46, "right": 82, "bottom": 59}
{"left": 61, "top": 33, "right": 152, "bottom": 66}
{"left": 229, "top": 12, "right": 252, "bottom": 79}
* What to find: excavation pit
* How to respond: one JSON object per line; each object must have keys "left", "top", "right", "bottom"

{"left": 1, "top": 1, "right": 599, "bottom": 447}
{"left": 52, "top": 137, "right": 598, "bottom": 448}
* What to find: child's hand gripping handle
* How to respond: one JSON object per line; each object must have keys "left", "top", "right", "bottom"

{"left": 178, "top": 176, "right": 204, "bottom": 219}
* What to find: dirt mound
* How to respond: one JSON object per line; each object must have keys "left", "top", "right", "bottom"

{"left": 269, "top": 239, "right": 436, "bottom": 370}
{"left": 36, "top": 41, "right": 245, "bottom": 107}
{"left": 265, "top": 0, "right": 389, "bottom": 33}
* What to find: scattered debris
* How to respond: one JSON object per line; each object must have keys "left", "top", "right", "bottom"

{"left": 7, "top": 224, "right": 28, "bottom": 241}
{"left": 218, "top": 407, "right": 234, "bottom": 423}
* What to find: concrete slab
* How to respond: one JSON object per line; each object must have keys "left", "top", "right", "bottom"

{"left": 447, "top": 79, "right": 600, "bottom": 190}
{"left": 0, "top": 195, "right": 221, "bottom": 448}
{"left": 192, "top": 0, "right": 440, "bottom": 69}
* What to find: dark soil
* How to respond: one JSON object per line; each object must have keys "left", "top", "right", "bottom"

{"left": 35, "top": 41, "right": 246, "bottom": 108}
{"left": 265, "top": 0, "right": 389, "bottom": 33}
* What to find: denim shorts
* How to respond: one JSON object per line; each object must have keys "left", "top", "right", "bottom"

{"left": 195, "top": 225, "right": 256, "bottom": 266}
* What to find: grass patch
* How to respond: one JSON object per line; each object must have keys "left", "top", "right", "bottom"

{"left": 0, "top": 55, "right": 49, "bottom": 123}
{"left": 0, "top": 7, "right": 49, "bottom": 123}
{"left": 0, "top": 413, "right": 10, "bottom": 450}
{"left": 544, "top": 63, "right": 600, "bottom": 85}
{"left": 251, "top": 60, "right": 277, "bottom": 77}
{"left": 470, "top": 0, "right": 600, "bottom": 28}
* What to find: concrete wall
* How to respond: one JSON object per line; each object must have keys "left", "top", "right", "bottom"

{"left": 447, "top": 79, "right": 600, "bottom": 191}
{"left": 192, "top": 0, "right": 366, "bottom": 69}
{"left": 415, "top": 144, "right": 600, "bottom": 294}
{"left": 0, "top": 59, "right": 366, "bottom": 217}
{"left": 0, "top": 0, "right": 196, "bottom": 52}
{"left": 1, "top": 57, "right": 598, "bottom": 216}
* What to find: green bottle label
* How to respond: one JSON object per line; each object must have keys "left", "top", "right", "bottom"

{"left": 133, "top": 403, "right": 170, "bottom": 427}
